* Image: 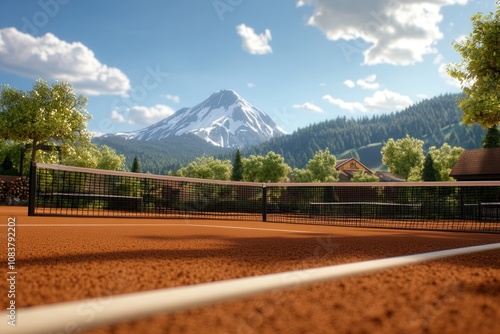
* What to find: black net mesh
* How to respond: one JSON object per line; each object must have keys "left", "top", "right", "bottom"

{"left": 31, "top": 163, "right": 500, "bottom": 232}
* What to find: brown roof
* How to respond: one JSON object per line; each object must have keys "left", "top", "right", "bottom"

{"left": 450, "top": 148, "right": 500, "bottom": 180}
{"left": 374, "top": 171, "right": 405, "bottom": 182}
{"left": 335, "top": 157, "right": 373, "bottom": 173}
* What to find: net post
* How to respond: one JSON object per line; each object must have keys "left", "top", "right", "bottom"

{"left": 28, "top": 161, "right": 37, "bottom": 216}
{"left": 262, "top": 183, "right": 267, "bottom": 222}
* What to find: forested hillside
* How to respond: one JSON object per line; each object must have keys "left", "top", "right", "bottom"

{"left": 95, "top": 94, "right": 486, "bottom": 174}
{"left": 93, "top": 134, "right": 231, "bottom": 175}
{"left": 241, "top": 94, "right": 486, "bottom": 169}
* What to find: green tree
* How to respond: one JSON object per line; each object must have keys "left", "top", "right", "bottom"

{"left": 305, "top": 148, "right": 339, "bottom": 182}
{"left": 59, "top": 144, "right": 125, "bottom": 171}
{"left": 231, "top": 149, "right": 243, "bottom": 181}
{"left": 96, "top": 145, "right": 126, "bottom": 171}
{"left": 428, "top": 143, "right": 464, "bottom": 181}
{"left": 291, "top": 167, "right": 313, "bottom": 183}
{"left": 260, "top": 151, "right": 291, "bottom": 183}
{"left": 447, "top": 9, "right": 500, "bottom": 127}
{"left": 177, "top": 155, "right": 231, "bottom": 180}
{"left": 131, "top": 156, "right": 141, "bottom": 173}
{"left": 242, "top": 154, "right": 264, "bottom": 182}
{"left": 381, "top": 135, "right": 425, "bottom": 180}
{"left": 291, "top": 148, "right": 339, "bottom": 182}
{"left": 482, "top": 125, "right": 500, "bottom": 148}
{"left": 242, "top": 152, "right": 291, "bottom": 182}
{"left": 0, "top": 79, "right": 91, "bottom": 162}
{"left": 421, "top": 154, "right": 440, "bottom": 181}
{"left": 351, "top": 170, "right": 379, "bottom": 182}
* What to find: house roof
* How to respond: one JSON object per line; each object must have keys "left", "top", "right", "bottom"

{"left": 450, "top": 148, "right": 500, "bottom": 179}
{"left": 374, "top": 171, "right": 405, "bottom": 182}
{"left": 335, "top": 157, "right": 373, "bottom": 173}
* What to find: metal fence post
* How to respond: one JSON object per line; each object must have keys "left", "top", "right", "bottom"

{"left": 262, "top": 183, "right": 267, "bottom": 222}
{"left": 28, "top": 161, "right": 37, "bottom": 216}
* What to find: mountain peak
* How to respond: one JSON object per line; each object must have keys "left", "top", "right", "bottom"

{"left": 107, "top": 90, "right": 285, "bottom": 148}
{"left": 198, "top": 89, "right": 244, "bottom": 110}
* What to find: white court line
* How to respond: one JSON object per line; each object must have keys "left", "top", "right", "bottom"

{"left": 1, "top": 242, "right": 499, "bottom": 334}
{"left": 11, "top": 223, "right": 325, "bottom": 234}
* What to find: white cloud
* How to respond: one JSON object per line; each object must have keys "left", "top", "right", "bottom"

{"left": 323, "top": 89, "right": 412, "bottom": 113}
{"left": 111, "top": 104, "right": 176, "bottom": 126}
{"left": 111, "top": 110, "right": 126, "bottom": 123}
{"left": 236, "top": 24, "right": 272, "bottom": 55}
{"left": 292, "top": 102, "right": 324, "bottom": 113}
{"left": 298, "top": 0, "right": 468, "bottom": 65}
{"left": 344, "top": 74, "right": 380, "bottom": 89}
{"left": 364, "top": 89, "right": 413, "bottom": 111}
{"left": 247, "top": 82, "right": 256, "bottom": 88}
{"left": 433, "top": 53, "right": 444, "bottom": 65}
{"left": 356, "top": 74, "right": 380, "bottom": 90}
{"left": 343, "top": 80, "right": 355, "bottom": 88}
{"left": 0, "top": 27, "right": 130, "bottom": 96}
{"left": 323, "top": 95, "right": 366, "bottom": 112}
{"left": 164, "top": 94, "right": 180, "bottom": 104}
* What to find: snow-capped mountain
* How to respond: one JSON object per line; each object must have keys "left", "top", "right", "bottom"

{"left": 108, "top": 89, "right": 286, "bottom": 148}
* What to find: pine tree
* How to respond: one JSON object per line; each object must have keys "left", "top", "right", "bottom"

{"left": 421, "top": 153, "right": 440, "bottom": 181}
{"left": 131, "top": 156, "right": 141, "bottom": 173}
{"left": 231, "top": 149, "right": 243, "bottom": 181}
{"left": 482, "top": 125, "right": 500, "bottom": 148}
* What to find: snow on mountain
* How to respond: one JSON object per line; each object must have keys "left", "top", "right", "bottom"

{"left": 107, "top": 90, "right": 286, "bottom": 148}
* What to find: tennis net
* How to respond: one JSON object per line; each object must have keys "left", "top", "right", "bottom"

{"left": 29, "top": 163, "right": 500, "bottom": 232}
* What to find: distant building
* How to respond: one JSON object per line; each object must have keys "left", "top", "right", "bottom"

{"left": 373, "top": 171, "right": 405, "bottom": 182}
{"left": 450, "top": 148, "right": 500, "bottom": 181}
{"left": 335, "top": 157, "right": 374, "bottom": 182}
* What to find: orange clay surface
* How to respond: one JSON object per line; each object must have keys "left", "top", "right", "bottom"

{"left": 1, "top": 206, "right": 500, "bottom": 334}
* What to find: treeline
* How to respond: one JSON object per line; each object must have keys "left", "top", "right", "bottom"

{"left": 241, "top": 94, "right": 485, "bottom": 168}
{"left": 93, "top": 134, "right": 231, "bottom": 175}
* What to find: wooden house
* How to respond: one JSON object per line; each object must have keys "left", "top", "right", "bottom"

{"left": 335, "top": 157, "right": 374, "bottom": 182}
{"left": 450, "top": 147, "right": 500, "bottom": 181}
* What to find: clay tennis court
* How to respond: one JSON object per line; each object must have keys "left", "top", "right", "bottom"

{"left": 1, "top": 206, "right": 500, "bottom": 334}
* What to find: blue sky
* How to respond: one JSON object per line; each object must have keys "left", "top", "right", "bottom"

{"left": 0, "top": 0, "right": 496, "bottom": 136}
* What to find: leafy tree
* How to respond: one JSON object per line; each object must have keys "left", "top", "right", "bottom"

{"left": 407, "top": 166, "right": 423, "bottom": 182}
{"left": 59, "top": 144, "right": 99, "bottom": 168}
{"left": 231, "top": 149, "right": 243, "bottom": 181}
{"left": 428, "top": 143, "right": 464, "bottom": 181}
{"left": 421, "top": 154, "right": 440, "bottom": 181}
{"left": 242, "top": 154, "right": 264, "bottom": 182}
{"left": 260, "top": 151, "right": 291, "bottom": 182}
{"left": 351, "top": 170, "right": 379, "bottom": 182}
{"left": 58, "top": 144, "right": 125, "bottom": 171}
{"left": 291, "top": 167, "right": 313, "bottom": 183}
{"left": 381, "top": 135, "right": 425, "bottom": 180}
{"left": 131, "top": 156, "right": 141, "bottom": 173}
{"left": 177, "top": 154, "right": 231, "bottom": 180}
{"left": 96, "top": 145, "right": 126, "bottom": 171}
{"left": 447, "top": 9, "right": 500, "bottom": 127}
{"left": 0, "top": 79, "right": 91, "bottom": 162}
{"left": 242, "top": 152, "right": 291, "bottom": 182}
{"left": 482, "top": 125, "right": 500, "bottom": 148}
{"left": 305, "top": 148, "right": 339, "bottom": 182}
{"left": 291, "top": 148, "right": 339, "bottom": 182}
